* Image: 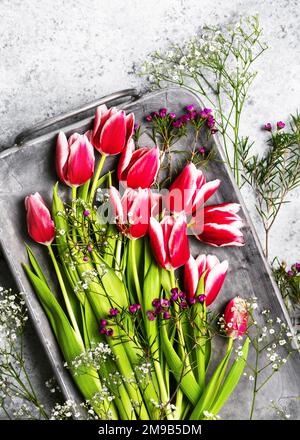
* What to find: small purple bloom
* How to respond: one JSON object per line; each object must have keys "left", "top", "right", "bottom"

{"left": 180, "top": 114, "right": 189, "bottom": 123}
{"left": 159, "top": 108, "right": 167, "bottom": 117}
{"left": 179, "top": 301, "right": 188, "bottom": 309}
{"left": 189, "top": 111, "right": 197, "bottom": 120}
{"left": 277, "top": 121, "right": 285, "bottom": 130}
{"left": 199, "top": 147, "right": 206, "bottom": 154}
{"left": 263, "top": 123, "right": 272, "bottom": 131}
{"left": 287, "top": 270, "right": 294, "bottom": 276}
{"left": 203, "top": 108, "right": 212, "bottom": 115}
{"left": 100, "top": 328, "right": 106, "bottom": 335}
{"left": 197, "top": 294, "right": 206, "bottom": 303}
{"left": 211, "top": 128, "right": 218, "bottom": 134}
{"left": 171, "top": 293, "right": 179, "bottom": 301}
{"left": 147, "top": 310, "right": 156, "bottom": 321}
{"left": 134, "top": 123, "right": 139, "bottom": 131}
{"left": 172, "top": 120, "right": 183, "bottom": 128}
{"left": 179, "top": 291, "right": 186, "bottom": 300}
{"left": 163, "top": 311, "right": 171, "bottom": 320}
{"left": 87, "top": 246, "right": 93, "bottom": 252}
{"left": 186, "top": 105, "right": 195, "bottom": 112}
{"left": 83, "top": 210, "right": 90, "bottom": 217}
{"left": 171, "top": 287, "right": 178, "bottom": 294}
{"left": 152, "top": 298, "right": 161, "bottom": 307}
{"left": 129, "top": 304, "right": 137, "bottom": 313}
{"left": 100, "top": 319, "right": 108, "bottom": 327}
{"left": 169, "top": 112, "right": 177, "bottom": 119}
{"left": 189, "top": 297, "right": 196, "bottom": 305}
{"left": 199, "top": 110, "right": 208, "bottom": 118}
{"left": 146, "top": 115, "right": 152, "bottom": 122}
{"left": 105, "top": 328, "right": 114, "bottom": 337}
{"left": 83, "top": 256, "right": 89, "bottom": 262}
{"left": 295, "top": 263, "right": 300, "bottom": 272}
{"left": 155, "top": 305, "right": 163, "bottom": 314}
{"left": 153, "top": 112, "right": 159, "bottom": 118}
{"left": 207, "top": 116, "right": 215, "bottom": 128}
{"left": 161, "top": 299, "right": 170, "bottom": 308}
{"left": 109, "top": 308, "right": 119, "bottom": 317}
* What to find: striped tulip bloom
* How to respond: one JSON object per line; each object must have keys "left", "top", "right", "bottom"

{"left": 25, "top": 193, "right": 55, "bottom": 246}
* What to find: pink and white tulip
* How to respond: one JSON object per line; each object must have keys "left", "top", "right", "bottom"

{"left": 89, "top": 104, "right": 134, "bottom": 156}
{"left": 224, "top": 297, "right": 248, "bottom": 339}
{"left": 149, "top": 213, "right": 190, "bottom": 270}
{"left": 165, "top": 163, "right": 221, "bottom": 215}
{"left": 191, "top": 203, "right": 245, "bottom": 247}
{"left": 109, "top": 187, "right": 150, "bottom": 239}
{"left": 184, "top": 254, "right": 228, "bottom": 305}
{"left": 118, "top": 142, "right": 160, "bottom": 189}
{"left": 25, "top": 193, "right": 55, "bottom": 246}
{"left": 56, "top": 132, "right": 95, "bottom": 187}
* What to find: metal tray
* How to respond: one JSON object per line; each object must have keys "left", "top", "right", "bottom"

{"left": 0, "top": 88, "right": 299, "bottom": 419}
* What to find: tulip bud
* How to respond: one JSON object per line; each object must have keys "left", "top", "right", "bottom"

{"left": 56, "top": 132, "right": 95, "bottom": 187}
{"left": 224, "top": 297, "right": 248, "bottom": 339}
{"left": 149, "top": 213, "right": 190, "bottom": 270}
{"left": 118, "top": 143, "right": 160, "bottom": 189}
{"left": 25, "top": 193, "right": 55, "bottom": 245}
{"left": 89, "top": 104, "right": 134, "bottom": 156}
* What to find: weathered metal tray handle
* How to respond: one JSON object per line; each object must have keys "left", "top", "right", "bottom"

{"left": 14, "top": 88, "right": 140, "bottom": 146}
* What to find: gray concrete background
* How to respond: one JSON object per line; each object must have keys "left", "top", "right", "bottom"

{"left": 0, "top": 0, "right": 299, "bottom": 418}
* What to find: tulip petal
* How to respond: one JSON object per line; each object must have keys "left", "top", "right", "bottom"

{"left": 184, "top": 255, "right": 199, "bottom": 299}
{"left": 192, "top": 179, "right": 221, "bottom": 213}
{"left": 149, "top": 217, "right": 168, "bottom": 269}
{"left": 67, "top": 135, "right": 95, "bottom": 186}
{"left": 100, "top": 111, "right": 126, "bottom": 155}
{"left": 167, "top": 163, "right": 198, "bottom": 214}
{"left": 25, "top": 193, "right": 55, "bottom": 245}
{"left": 205, "top": 254, "right": 220, "bottom": 271}
{"left": 127, "top": 146, "right": 160, "bottom": 189}
{"left": 109, "top": 186, "right": 124, "bottom": 223}
{"left": 56, "top": 131, "right": 70, "bottom": 185}
{"left": 93, "top": 104, "right": 109, "bottom": 137}
{"left": 195, "top": 254, "right": 207, "bottom": 277}
{"left": 205, "top": 260, "right": 228, "bottom": 306}
{"left": 125, "top": 113, "right": 135, "bottom": 144}
{"left": 127, "top": 188, "right": 150, "bottom": 239}
{"left": 194, "top": 223, "right": 245, "bottom": 247}
{"left": 168, "top": 214, "right": 190, "bottom": 269}
{"left": 117, "top": 138, "right": 135, "bottom": 182}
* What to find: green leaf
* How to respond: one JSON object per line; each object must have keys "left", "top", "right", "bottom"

{"left": 160, "top": 320, "right": 201, "bottom": 405}
{"left": 189, "top": 344, "right": 233, "bottom": 420}
{"left": 25, "top": 243, "right": 49, "bottom": 286}
{"left": 210, "top": 338, "right": 249, "bottom": 415}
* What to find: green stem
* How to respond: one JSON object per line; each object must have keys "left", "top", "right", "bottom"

{"left": 129, "top": 239, "right": 143, "bottom": 306}
{"left": 195, "top": 303, "right": 207, "bottom": 390}
{"left": 71, "top": 187, "right": 77, "bottom": 244}
{"left": 89, "top": 154, "right": 106, "bottom": 203}
{"left": 47, "top": 245, "right": 82, "bottom": 340}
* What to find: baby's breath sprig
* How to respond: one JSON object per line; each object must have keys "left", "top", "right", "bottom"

{"left": 245, "top": 299, "right": 300, "bottom": 420}
{"left": 140, "top": 15, "right": 267, "bottom": 186}
{"left": 0, "top": 287, "right": 49, "bottom": 419}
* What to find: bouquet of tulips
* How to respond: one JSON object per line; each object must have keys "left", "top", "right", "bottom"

{"left": 23, "top": 104, "right": 249, "bottom": 420}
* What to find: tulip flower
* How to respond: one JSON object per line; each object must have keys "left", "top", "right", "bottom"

{"left": 224, "top": 297, "right": 248, "bottom": 339}
{"left": 56, "top": 132, "right": 95, "bottom": 187}
{"left": 25, "top": 193, "right": 55, "bottom": 245}
{"left": 149, "top": 213, "right": 190, "bottom": 270}
{"left": 109, "top": 187, "right": 151, "bottom": 239}
{"left": 165, "top": 163, "right": 221, "bottom": 215}
{"left": 191, "top": 203, "right": 245, "bottom": 247}
{"left": 89, "top": 104, "right": 134, "bottom": 156}
{"left": 184, "top": 254, "right": 228, "bottom": 305}
{"left": 118, "top": 142, "right": 160, "bottom": 189}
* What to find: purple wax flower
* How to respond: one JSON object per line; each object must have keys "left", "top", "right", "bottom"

{"left": 197, "top": 294, "right": 206, "bottom": 303}
{"left": 211, "top": 128, "right": 218, "bottom": 134}
{"left": 100, "top": 319, "right": 108, "bottom": 327}
{"left": 153, "top": 112, "right": 159, "bottom": 118}
{"left": 179, "top": 291, "right": 186, "bottom": 300}
{"left": 179, "top": 301, "right": 188, "bottom": 309}
{"left": 189, "top": 111, "right": 197, "bottom": 120}
{"left": 180, "top": 114, "right": 189, "bottom": 123}
{"left": 199, "top": 110, "right": 208, "bottom": 118}
{"left": 161, "top": 299, "right": 170, "bottom": 308}
{"left": 189, "top": 297, "right": 196, "bottom": 305}
{"left": 147, "top": 310, "right": 156, "bottom": 321}
{"left": 169, "top": 112, "right": 177, "bottom": 119}
{"left": 145, "top": 115, "right": 152, "bottom": 122}
{"left": 83, "top": 210, "right": 90, "bottom": 217}
{"left": 199, "top": 147, "right": 206, "bottom": 154}
{"left": 83, "top": 256, "right": 89, "bottom": 262}
{"left": 171, "top": 292, "right": 179, "bottom": 301}
{"left": 172, "top": 120, "right": 183, "bottom": 128}
{"left": 207, "top": 116, "right": 215, "bottom": 128}
{"left": 105, "top": 328, "right": 114, "bottom": 337}
{"left": 129, "top": 304, "right": 137, "bottom": 313}
{"left": 287, "top": 270, "right": 294, "bottom": 276}
{"left": 109, "top": 308, "right": 119, "bottom": 317}
{"left": 277, "top": 121, "right": 285, "bottom": 130}
{"left": 159, "top": 108, "right": 167, "bottom": 117}
{"left": 203, "top": 108, "right": 212, "bottom": 115}
{"left": 163, "top": 311, "right": 171, "bottom": 320}
{"left": 87, "top": 246, "right": 93, "bottom": 252}
{"left": 295, "top": 263, "right": 300, "bottom": 272}
{"left": 100, "top": 328, "right": 106, "bottom": 335}
{"left": 186, "top": 104, "right": 195, "bottom": 112}
{"left": 263, "top": 123, "right": 272, "bottom": 131}
{"left": 171, "top": 287, "right": 178, "bottom": 294}
{"left": 155, "top": 305, "right": 163, "bottom": 314}
{"left": 152, "top": 298, "right": 161, "bottom": 307}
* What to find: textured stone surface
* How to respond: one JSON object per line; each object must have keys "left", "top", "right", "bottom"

{"left": 0, "top": 0, "right": 299, "bottom": 418}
